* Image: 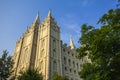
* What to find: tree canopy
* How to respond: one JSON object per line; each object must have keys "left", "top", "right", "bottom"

{"left": 17, "top": 68, "right": 43, "bottom": 80}
{"left": 77, "top": 8, "right": 120, "bottom": 80}
{"left": 0, "top": 50, "right": 13, "bottom": 80}
{"left": 52, "top": 73, "right": 68, "bottom": 80}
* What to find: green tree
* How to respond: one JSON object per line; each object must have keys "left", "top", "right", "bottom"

{"left": 77, "top": 8, "right": 120, "bottom": 80}
{"left": 52, "top": 73, "right": 68, "bottom": 80}
{"left": 17, "top": 68, "right": 43, "bottom": 80}
{"left": 117, "top": 0, "right": 120, "bottom": 7}
{"left": 0, "top": 50, "right": 13, "bottom": 80}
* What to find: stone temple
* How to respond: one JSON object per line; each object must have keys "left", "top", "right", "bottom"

{"left": 12, "top": 11, "right": 88, "bottom": 80}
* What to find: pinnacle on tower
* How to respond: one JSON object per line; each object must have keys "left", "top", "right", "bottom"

{"left": 48, "top": 10, "right": 52, "bottom": 17}
{"left": 34, "top": 12, "right": 40, "bottom": 24}
{"left": 46, "top": 10, "right": 55, "bottom": 20}
{"left": 44, "top": 10, "right": 57, "bottom": 25}
{"left": 43, "top": 10, "right": 58, "bottom": 28}
{"left": 70, "top": 35, "right": 75, "bottom": 49}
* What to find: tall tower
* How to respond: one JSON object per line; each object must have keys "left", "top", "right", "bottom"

{"left": 12, "top": 13, "right": 40, "bottom": 76}
{"left": 35, "top": 11, "right": 62, "bottom": 80}
{"left": 12, "top": 11, "right": 87, "bottom": 80}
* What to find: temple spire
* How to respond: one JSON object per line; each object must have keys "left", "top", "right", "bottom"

{"left": 48, "top": 10, "right": 51, "bottom": 17}
{"left": 46, "top": 10, "right": 53, "bottom": 19}
{"left": 43, "top": 10, "right": 58, "bottom": 28}
{"left": 70, "top": 35, "right": 75, "bottom": 49}
{"left": 34, "top": 12, "right": 40, "bottom": 24}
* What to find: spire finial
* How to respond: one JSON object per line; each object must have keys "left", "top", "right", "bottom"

{"left": 34, "top": 11, "right": 40, "bottom": 24}
{"left": 70, "top": 35, "right": 75, "bottom": 49}
{"left": 48, "top": 9, "right": 52, "bottom": 17}
{"left": 37, "top": 11, "right": 39, "bottom": 17}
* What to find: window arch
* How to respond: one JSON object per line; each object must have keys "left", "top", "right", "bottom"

{"left": 64, "top": 57, "right": 67, "bottom": 64}
{"left": 53, "top": 49, "right": 56, "bottom": 57}
{"left": 53, "top": 61, "right": 57, "bottom": 73}
{"left": 73, "top": 61, "right": 75, "bottom": 67}
{"left": 68, "top": 59, "right": 71, "bottom": 66}
{"left": 53, "top": 39, "right": 56, "bottom": 49}
{"left": 77, "top": 63, "right": 79, "bottom": 69}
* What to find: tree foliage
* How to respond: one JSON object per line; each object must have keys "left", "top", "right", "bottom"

{"left": 78, "top": 8, "right": 120, "bottom": 80}
{"left": 0, "top": 50, "right": 13, "bottom": 80}
{"left": 52, "top": 73, "right": 68, "bottom": 80}
{"left": 117, "top": 0, "right": 120, "bottom": 7}
{"left": 17, "top": 68, "right": 43, "bottom": 80}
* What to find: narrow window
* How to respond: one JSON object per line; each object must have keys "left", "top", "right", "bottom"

{"left": 53, "top": 61, "right": 57, "bottom": 73}
{"left": 53, "top": 39, "right": 56, "bottom": 49}
{"left": 53, "top": 49, "right": 56, "bottom": 57}
{"left": 64, "top": 57, "right": 66, "bottom": 64}
{"left": 68, "top": 59, "right": 71, "bottom": 66}
{"left": 70, "top": 68, "right": 72, "bottom": 72}
{"left": 74, "top": 70, "right": 76, "bottom": 74}
{"left": 77, "top": 63, "right": 79, "bottom": 69}
{"left": 73, "top": 61, "right": 75, "bottom": 67}
{"left": 68, "top": 51, "right": 70, "bottom": 54}
{"left": 65, "top": 67, "right": 67, "bottom": 71}
{"left": 63, "top": 49, "right": 65, "bottom": 52}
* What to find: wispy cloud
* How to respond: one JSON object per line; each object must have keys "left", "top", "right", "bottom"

{"left": 68, "top": 0, "right": 95, "bottom": 7}
{"left": 82, "top": 0, "right": 89, "bottom": 6}
{"left": 62, "top": 22, "right": 80, "bottom": 34}
{"left": 59, "top": 14, "right": 81, "bottom": 47}
{"left": 60, "top": 14, "right": 80, "bottom": 33}
{"left": 81, "top": 0, "right": 96, "bottom": 7}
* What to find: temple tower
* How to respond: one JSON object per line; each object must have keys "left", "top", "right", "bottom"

{"left": 35, "top": 11, "right": 62, "bottom": 80}
{"left": 12, "top": 13, "right": 40, "bottom": 76}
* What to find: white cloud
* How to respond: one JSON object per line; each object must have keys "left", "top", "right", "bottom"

{"left": 68, "top": 0, "right": 95, "bottom": 7}
{"left": 59, "top": 14, "right": 81, "bottom": 48}
{"left": 74, "top": 0, "right": 96, "bottom": 7}
{"left": 82, "top": 0, "right": 89, "bottom": 6}
{"left": 80, "top": 0, "right": 96, "bottom": 7}
{"left": 60, "top": 14, "right": 80, "bottom": 33}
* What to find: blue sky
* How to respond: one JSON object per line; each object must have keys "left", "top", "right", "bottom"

{"left": 0, "top": 0, "right": 117, "bottom": 55}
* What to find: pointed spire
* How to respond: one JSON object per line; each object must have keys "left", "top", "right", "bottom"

{"left": 48, "top": 10, "right": 52, "bottom": 17}
{"left": 70, "top": 35, "right": 75, "bottom": 49}
{"left": 43, "top": 10, "right": 56, "bottom": 24}
{"left": 42, "top": 10, "right": 58, "bottom": 27}
{"left": 34, "top": 12, "right": 40, "bottom": 24}
{"left": 46, "top": 10, "right": 53, "bottom": 21}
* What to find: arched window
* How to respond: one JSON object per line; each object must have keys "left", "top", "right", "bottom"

{"left": 68, "top": 59, "right": 71, "bottom": 66}
{"left": 73, "top": 61, "right": 75, "bottom": 67}
{"left": 70, "top": 68, "right": 72, "bottom": 72}
{"left": 77, "top": 63, "right": 79, "bottom": 69}
{"left": 64, "top": 57, "right": 66, "bottom": 64}
{"left": 53, "top": 39, "right": 56, "bottom": 49}
{"left": 53, "top": 61, "right": 57, "bottom": 73}
{"left": 65, "top": 67, "right": 67, "bottom": 71}
{"left": 63, "top": 48, "right": 65, "bottom": 52}
{"left": 53, "top": 49, "right": 56, "bottom": 57}
{"left": 74, "top": 70, "right": 76, "bottom": 74}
